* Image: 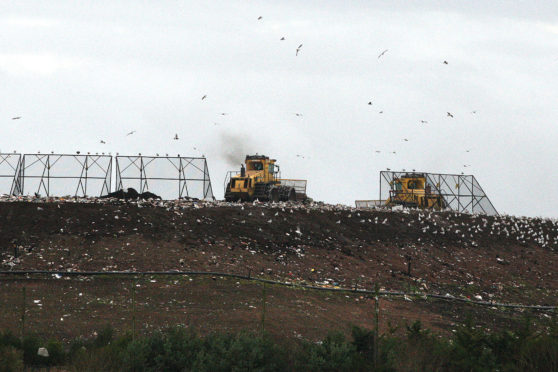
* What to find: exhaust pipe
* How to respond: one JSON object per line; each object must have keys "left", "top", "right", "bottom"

{"left": 240, "top": 164, "right": 246, "bottom": 177}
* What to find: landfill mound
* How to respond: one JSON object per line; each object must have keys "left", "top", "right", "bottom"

{"left": 0, "top": 197, "right": 556, "bottom": 338}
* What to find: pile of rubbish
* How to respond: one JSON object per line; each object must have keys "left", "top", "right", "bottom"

{"left": 100, "top": 188, "right": 161, "bottom": 200}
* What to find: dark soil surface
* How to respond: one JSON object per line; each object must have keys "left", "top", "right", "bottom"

{"left": 0, "top": 200, "right": 556, "bottom": 340}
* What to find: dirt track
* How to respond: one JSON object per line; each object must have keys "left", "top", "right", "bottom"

{"left": 0, "top": 199, "right": 556, "bottom": 339}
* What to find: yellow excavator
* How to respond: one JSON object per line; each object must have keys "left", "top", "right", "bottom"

{"left": 385, "top": 173, "right": 446, "bottom": 210}
{"left": 224, "top": 155, "right": 306, "bottom": 202}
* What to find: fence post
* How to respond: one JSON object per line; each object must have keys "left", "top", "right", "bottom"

{"left": 132, "top": 279, "right": 136, "bottom": 342}
{"left": 374, "top": 283, "right": 380, "bottom": 369}
{"left": 261, "top": 282, "right": 267, "bottom": 337}
{"left": 20, "top": 286, "right": 26, "bottom": 340}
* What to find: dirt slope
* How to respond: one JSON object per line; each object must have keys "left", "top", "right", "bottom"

{"left": 0, "top": 199, "right": 556, "bottom": 339}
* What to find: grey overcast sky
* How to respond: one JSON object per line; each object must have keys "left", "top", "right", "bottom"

{"left": 2, "top": 1, "right": 558, "bottom": 217}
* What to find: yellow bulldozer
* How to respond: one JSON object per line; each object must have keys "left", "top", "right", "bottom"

{"left": 385, "top": 173, "right": 446, "bottom": 209}
{"left": 224, "top": 155, "right": 307, "bottom": 202}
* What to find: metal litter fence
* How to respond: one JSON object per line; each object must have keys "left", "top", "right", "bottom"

{"left": 115, "top": 156, "right": 214, "bottom": 200}
{"left": 19, "top": 154, "right": 112, "bottom": 198}
{"left": 0, "top": 153, "right": 22, "bottom": 196}
{"left": 1, "top": 153, "right": 215, "bottom": 200}
{"left": 378, "top": 171, "right": 498, "bottom": 215}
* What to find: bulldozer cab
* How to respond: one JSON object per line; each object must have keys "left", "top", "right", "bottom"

{"left": 224, "top": 154, "right": 305, "bottom": 202}
{"left": 245, "top": 155, "right": 279, "bottom": 183}
{"left": 387, "top": 173, "right": 445, "bottom": 210}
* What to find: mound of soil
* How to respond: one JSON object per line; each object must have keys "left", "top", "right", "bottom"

{"left": 0, "top": 199, "right": 556, "bottom": 339}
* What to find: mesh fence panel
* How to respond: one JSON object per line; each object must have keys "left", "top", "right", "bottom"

{"left": 0, "top": 153, "right": 21, "bottom": 195}
{"left": 115, "top": 156, "right": 214, "bottom": 200}
{"left": 378, "top": 171, "right": 497, "bottom": 215}
{"left": 21, "top": 154, "right": 112, "bottom": 197}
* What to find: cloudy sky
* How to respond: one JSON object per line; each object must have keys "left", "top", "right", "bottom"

{"left": 2, "top": 1, "right": 558, "bottom": 217}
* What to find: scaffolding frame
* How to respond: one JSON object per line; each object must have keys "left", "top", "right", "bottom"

{"left": 20, "top": 154, "right": 112, "bottom": 197}
{"left": 115, "top": 155, "right": 214, "bottom": 200}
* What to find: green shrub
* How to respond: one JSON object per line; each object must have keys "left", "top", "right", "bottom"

{"left": 518, "top": 334, "right": 558, "bottom": 372}
{"left": 2, "top": 320, "right": 557, "bottom": 371}
{"left": 192, "top": 332, "right": 286, "bottom": 372}
{"left": 449, "top": 321, "right": 498, "bottom": 372}
{"left": 0, "top": 346, "right": 23, "bottom": 372}
{"left": 45, "top": 339, "right": 66, "bottom": 366}
{"left": 0, "top": 331, "right": 20, "bottom": 350}
{"left": 296, "top": 331, "right": 359, "bottom": 372}
{"left": 21, "top": 335, "right": 41, "bottom": 366}
{"left": 94, "top": 325, "right": 114, "bottom": 348}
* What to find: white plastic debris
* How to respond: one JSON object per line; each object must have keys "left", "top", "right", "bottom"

{"left": 37, "top": 347, "right": 49, "bottom": 357}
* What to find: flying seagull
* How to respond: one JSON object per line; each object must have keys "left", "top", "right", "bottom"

{"left": 11, "top": 116, "right": 21, "bottom": 120}
{"left": 257, "top": 16, "right": 262, "bottom": 20}
{"left": 201, "top": 95, "right": 207, "bottom": 100}
{"left": 294, "top": 113, "right": 303, "bottom": 117}
{"left": 378, "top": 49, "right": 388, "bottom": 59}
{"left": 368, "top": 101, "right": 372, "bottom": 105}
{"left": 447, "top": 112, "right": 454, "bottom": 118}
{"left": 280, "top": 37, "right": 285, "bottom": 41}
{"left": 220, "top": 113, "right": 228, "bottom": 116}
{"left": 100, "top": 140, "right": 106, "bottom": 144}
{"left": 296, "top": 44, "right": 303, "bottom": 56}
{"left": 375, "top": 150, "right": 381, "bottom": 153}
{"left": 173, "top": 134, "right": 179, "bottom": 140}
{"left": 126, "top": 130, "right": 136, "bottom": 136}
{"left": 379, "top": 111, "right": 383, "bottom": 114}
{"left": 403, "top": 138, "right": 409, "bottom": 142}
{"left": 420, "top": 120, "right": 428, "bottom": 124}
{"left": 443, "top": 60, "right": 448, "bottom": 64}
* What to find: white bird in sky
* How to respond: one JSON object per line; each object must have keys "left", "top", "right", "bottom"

{"left": 11, "top": 116, "right": 21, "bottom": 120}
{"left": 173, "top": 134, "right": 179, "bottom": 140}
{"left": 296, "top": 44, "right": 303, "bottom": 56}
{"left": 378, "top": 49, "right": 388, "bottom": 59}
{"left": 126, "top": 130, "right": 136, "bottom": 136}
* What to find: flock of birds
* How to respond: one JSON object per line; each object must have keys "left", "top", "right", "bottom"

{"left": 8, "top": 14, "right": 478, "bottom": 175}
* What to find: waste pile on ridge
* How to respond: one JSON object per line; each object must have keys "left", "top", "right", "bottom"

{"left": 0, "top": 196, "right": 556, "bottom": 308}
{"left": 100, "top": 188, "right": 162, "bottom": 200}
